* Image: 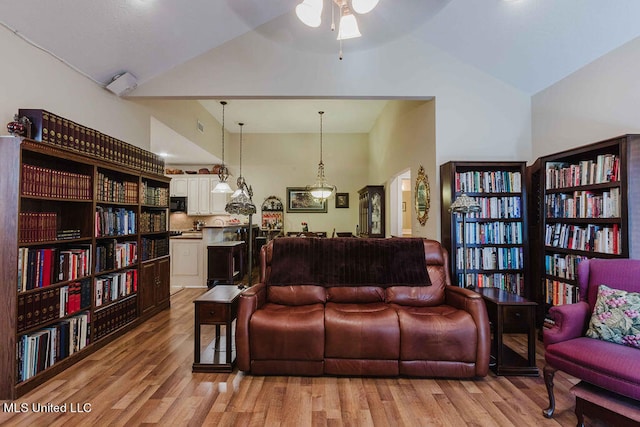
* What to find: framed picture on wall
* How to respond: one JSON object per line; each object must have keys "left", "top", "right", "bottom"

{"left": 286, "top": 187, "right": 328, "bottom": 213}
{"left": 335, "top": 193, "right": 349, "bottom": 208}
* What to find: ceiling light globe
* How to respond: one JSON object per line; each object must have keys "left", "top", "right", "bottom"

{"left": 296, "top": 0, "right": 323, "bottom": 27}
{"left": 213, "top": 181, "right": 233, "bottom": 194}
{"left": 351, "top": 0, "right": 379, "bottom": 14}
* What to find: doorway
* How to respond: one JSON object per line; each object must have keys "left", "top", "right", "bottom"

{"left": 389, "top": 169, "right": 411, "bottom": 237}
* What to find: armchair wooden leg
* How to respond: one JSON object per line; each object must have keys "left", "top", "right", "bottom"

{"left": 543, "top": 364, "right": 556, "bottom": 418}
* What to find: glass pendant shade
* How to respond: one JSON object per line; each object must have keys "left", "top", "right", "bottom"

{"left": 213, "top": 180, "right": 233, "bottom": 194}
{"left": 337, "top": 11, "right": 361, "bottom": 40}
{"left": 351, "top": 0, "right": 379, "bottom": 14}
{"left": 296, "top": 0, "right": 323, "bottom": 27}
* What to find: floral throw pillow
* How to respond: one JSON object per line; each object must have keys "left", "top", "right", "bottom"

{"left": 586, "top": 284, "right": 640, "bottom": 348}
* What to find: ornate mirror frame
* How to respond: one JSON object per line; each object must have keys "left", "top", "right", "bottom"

{"left": 415, "top": 165, "right": 430, "bottom": 226}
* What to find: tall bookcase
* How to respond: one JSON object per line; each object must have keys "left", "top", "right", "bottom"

{"left": 440, "top": 161, "right": 529, "bottom": 297}
{"left": 0, "top": 136, "right": 170, "bottom": 399}
{"left": 531, "top": 135, "right": 640, "bottom": 317}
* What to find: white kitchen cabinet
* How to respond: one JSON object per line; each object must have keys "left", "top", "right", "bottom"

{"left": 169, "top": 239, "right": 205, "bottom": 287}
{"left": 169, "top": 176, "right": 188, "bottom": 197}
{"left": 187, "top": 177, "right": 211, "bottom": 215}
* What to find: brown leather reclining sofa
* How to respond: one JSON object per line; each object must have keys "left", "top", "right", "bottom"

{"left": 236, "top": 237, "right": 490, "bottom": 378}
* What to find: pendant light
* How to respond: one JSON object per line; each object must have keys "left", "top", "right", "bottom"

{"left": 226, "top": 122, "right": 256, "bottom": 215}
{"left": 308, "top": 111, "right": 336, "bottom": 200}
{"left": 225, "top": 122, "right": 256, "bottom": 285}
{"left": 213, "top": 101, "right": 233, "bottom": 194}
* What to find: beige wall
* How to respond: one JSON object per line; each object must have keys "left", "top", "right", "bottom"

{"left": 532, "top": 36, "right": 640, "bottom": 159}
{"left": 218, "top": 132, "right": 369, "bottom": 236}
{"left": 369, "top": 100, "right": 438, "bottom": 239}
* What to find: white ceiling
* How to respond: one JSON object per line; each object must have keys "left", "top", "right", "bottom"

{"left": 2, "top": 0, "right": 640, "bottom": 135}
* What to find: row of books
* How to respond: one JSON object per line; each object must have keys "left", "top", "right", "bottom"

{"left": 141, "top": 236, "right": 169, "bottom": 261}
{"left": 456, "top": 247, "right": 524, "bottom": 270}
{"left": 17, "top": 311, "right": 90, "bottom": 383}
{"left": 141, "top": 182, "right": 169, "bottom": 206}
{"left": 545, "top": 188, "right": 620, "bottom": 219}
{"left": 21, "top": 164, "right": 92, "bottom": 200}
{"left": 457, "top": 273, "right": 524, "bottom": 296}
{"left": 545, "top": 278, "right": 579, "bottom": 305}
{"left": 96, "top": 171, "right": 138, "bottom": 204}
{"left": 95, "top": 240, "right": 137, "bottom": 273}
{"left": 95, "top": 207, "right": 136, "bottom": 237}
{"left": 465, "top": 196, "right": 522, "bottom": 219}
{"left": 95, "top": 269, "right": 138, "bottom": 308}
{"left": 545, "top": 223, "right": 621, "bottom": 254}
{"left": 455, "top": 221, "right": 523, "bottom": 245}
{"left": 94, "top": 297, "right": 137, "bottom": 341}
{"left": 19, "top": 212, "right": 57, "bottom": 243}
{"left": 140, "top": 211, "right": 167, "bottom": 233}
{"left": 545, "top": 154, "right": 619, "bottom": 189}
{"left": 19, "top": 109, "right": 165, "bottom": 176}
{"left": 17, "top": 246, "right": 91, "bottom": 292}
{"left": 455, "top": 170, "right": 522, "bottom": 194}
{"left": 544, "top": 253, "right": 588, "bottom": 281}
{"left": 17, "top": 280, "right": 91, "bottom": 333}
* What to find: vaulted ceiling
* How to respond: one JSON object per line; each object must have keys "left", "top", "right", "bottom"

{"left": 2, "top": 0, "right": 640, "bottom": 134}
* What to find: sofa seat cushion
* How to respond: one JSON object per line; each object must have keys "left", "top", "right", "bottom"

{"left": 325, "top": 302, "right": 400, "bottom": 359}
{"left": 396, "top": 305, "right": 477, "bottom": 362}
{"left": 249, "top": 303, "right": 325, "bottom": 361}
{"left": 545, "top": 336, "right": 640, "bottom": 400}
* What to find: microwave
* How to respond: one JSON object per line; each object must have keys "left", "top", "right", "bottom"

{"left": 170, "top": 197, "right": 187, "bottom": 212}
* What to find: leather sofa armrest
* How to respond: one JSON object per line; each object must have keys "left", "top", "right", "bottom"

{"left": 444, "top": 286, "right": 491, "bottom": 376}
{"left": 236, "top": 282, "right": 267, "bottom": 371}
{"left": 543, "top": 301, "right": 590, "bottom": 347}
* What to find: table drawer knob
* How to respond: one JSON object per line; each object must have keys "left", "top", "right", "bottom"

{"left": 209, "top": 311, "right": 215, "bottom": 315}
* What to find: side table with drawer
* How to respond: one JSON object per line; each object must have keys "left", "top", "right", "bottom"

{"left": 193, "top": 285, "right": 243, "bottom": 372}
{"left": 477, "top": 287, "right": 539, "bottom": 376}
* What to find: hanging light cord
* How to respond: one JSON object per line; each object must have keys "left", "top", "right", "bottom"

{"left": 238, "top": 122, "right": 244, "bottom": 178}
{"left": 221, "top": 101, "right": 226, "bottom": 166}
{"left": 319, "top": 111, "right": 324, "bottom": 166}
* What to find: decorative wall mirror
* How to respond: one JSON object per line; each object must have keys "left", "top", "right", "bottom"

{"left": 415, "top": 165, "right": 430, "bottom": 226}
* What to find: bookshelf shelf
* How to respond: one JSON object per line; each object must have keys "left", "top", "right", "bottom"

{"left": 530, "top": 134, "right": 640, "bottom": 316}
{"left": 440, "top": 161, "right": 529, "bottom": 297}
{"left": 0, "top": 135, "right": 171, "bottom": 399}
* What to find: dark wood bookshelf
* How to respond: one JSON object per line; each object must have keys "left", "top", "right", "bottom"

{"left": 529, "top": 134, "right": 640, "bottom": 319}
{"left": 0, "top": 136, "right": 171, "bottom": 400}
{"left": 440, "top": 161, "right": 529, "bottom": 298}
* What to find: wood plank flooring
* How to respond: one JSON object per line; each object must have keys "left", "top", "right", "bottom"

{"left": 0, "top": 288, "right": 581, "bottom": 426}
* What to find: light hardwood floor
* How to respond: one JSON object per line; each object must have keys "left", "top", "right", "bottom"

{"left": 0, "top": 288, "right": 581, "bottom": 426}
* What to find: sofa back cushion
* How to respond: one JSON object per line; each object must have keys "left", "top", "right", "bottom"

{"left": 327, "top": 286, "right": 385, "bottom": 303}
{"left": 386, "top": 286, "right": 445, "bottom": 307}
{"left": 267, "top": 237, "right": 431, "bottom": 287}
{"left": 268, "top": 285, "right": 326, "bottom": 306}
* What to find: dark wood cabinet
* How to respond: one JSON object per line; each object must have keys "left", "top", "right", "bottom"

{"left": 358, "top": 185, "right": 385, "bottom": 238}
{"left": 531, "top": 135, "right": 640, "bottom": 318}
{"left": 440, "top": 161, "right": 529, "bottom": 297}
{"left": 139, "top": 256, "right": 170, "bottom": 316}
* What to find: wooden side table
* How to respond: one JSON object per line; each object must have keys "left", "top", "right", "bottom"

{"left": 207, "top": 241, "right": 245, "bottom": 286}
{"left": 477, "top": 287, "right": 539, "bottom": 376}
{"left": 192, "top": 285, "right": 243, "bottom": 372}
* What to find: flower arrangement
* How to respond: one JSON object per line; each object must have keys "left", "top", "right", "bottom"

{"left": 301, "top": 222, "right": 308, "bottom": 232}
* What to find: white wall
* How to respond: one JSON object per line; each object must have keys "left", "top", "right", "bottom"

{"left": 0, "top": 26, "right": 149, "bottom": 149}
{"left": 532, "top": 36, "right": 640, "bottom": 159}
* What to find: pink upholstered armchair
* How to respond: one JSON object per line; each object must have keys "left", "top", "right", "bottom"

{"left": 542, "top": 258, "right": 640, "bottom": 418}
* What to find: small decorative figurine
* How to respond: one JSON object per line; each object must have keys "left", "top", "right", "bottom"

{"left": 6, "top": 114, "right": 32, "bottom": 138}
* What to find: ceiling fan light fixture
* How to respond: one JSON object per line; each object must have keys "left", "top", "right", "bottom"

{"left": 337, "top": 8, "right": 361, "bottom": 40}
{"left": 296, "top": 0, "right": 323, "bottom": 27}
{"left": 351, "top": 0, "right": 379, "bottom": 14}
